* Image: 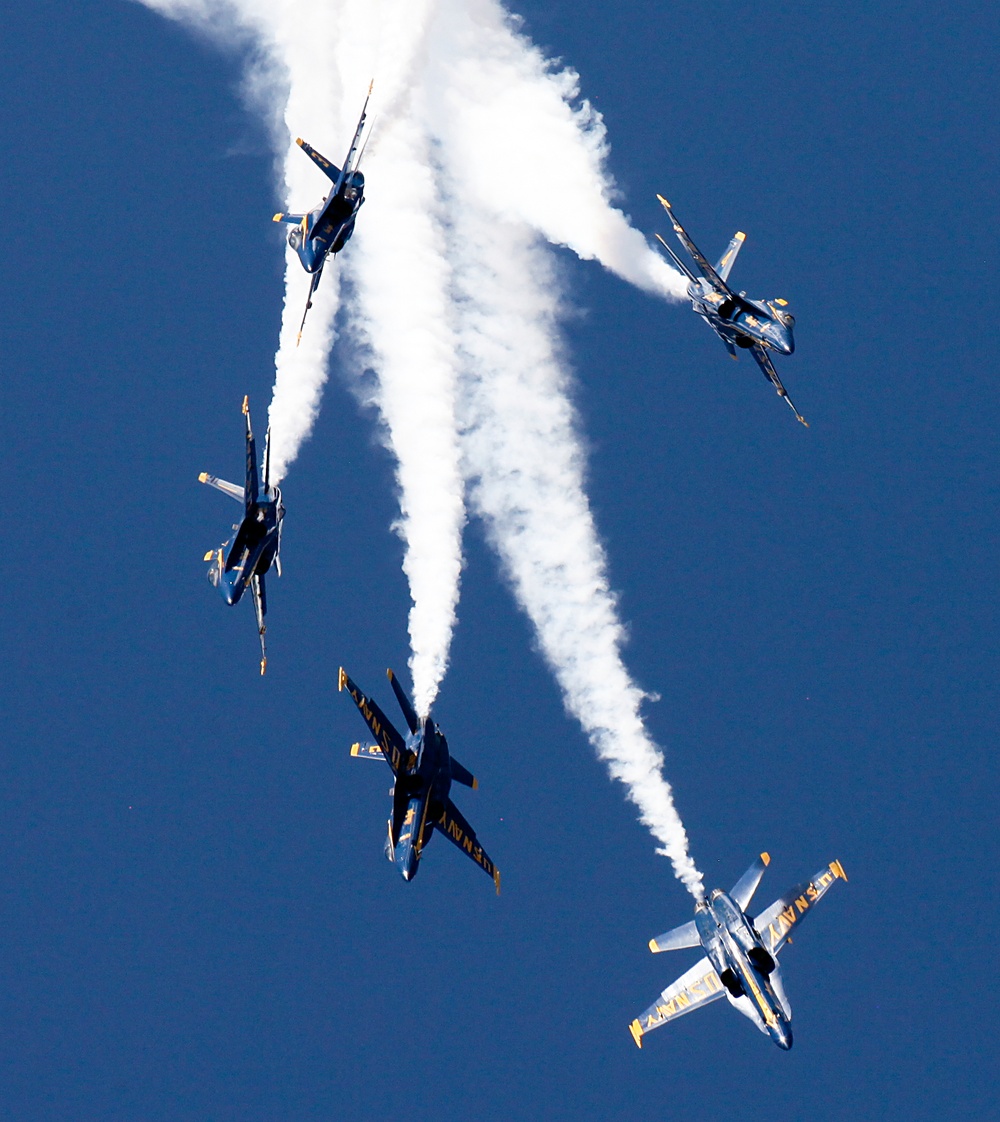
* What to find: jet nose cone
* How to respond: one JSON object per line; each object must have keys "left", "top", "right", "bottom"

{"left": 773, "top": 1023, "right": 793, "bottom": 1050}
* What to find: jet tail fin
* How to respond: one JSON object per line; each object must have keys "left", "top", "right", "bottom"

{"left": 198, "top": 473, "right": 244, "bottom": 503}
{"left": 273, "top": 212, "right": 306, "bottom": 226}
{"left": 243, "top": 396, "right": 259, "bottom": 508}
{"left": 387, "top": 668, "right": 419, "bottom": 735}
{"left": 335, "top": 82, "right": 372, "bottom": 191}
{"left": 730, "top": 852, "right": 770, "bottom": 911}
{"left": 295, "top": 138, "right": 341, "bottom": 184}
{"left": 350, "top": 741, "right": 387, "bottom": 761}
{"left": 714, "top": 231, "right": 746, "bottom": 283}
{"left": 648, "top": 918, "right": 701, "bottom": 953}
{"left": 449, "top": 758, "right": 478, "bottom": 790}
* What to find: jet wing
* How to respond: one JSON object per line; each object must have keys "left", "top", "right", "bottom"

{"left": 338, "top": 667, "right": 411, "bottom": 775}
{"left": 629, "top": 956, "right": 725, "bottom": 1047}
{"left": 753, "top": 859, "right": 847, "bottom": 956}
{"left": 750, "top": 343, "right": 808, "bottom": 426}
{"left": 435, "top": 797, "right": 501, "bottom": 894}
{"left": 657, "top": 196, "right": 731, "bottom": 294}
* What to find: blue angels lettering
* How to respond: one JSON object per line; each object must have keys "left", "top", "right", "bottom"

{"left": 339, "top": 667, "right": 501, "bottom": 893}
{"left": 654, "top": 196, "right": 806, "bottom": 425}
{"left": 199, "top": 396, "right": 285, "bottom": 675}
{"left": 273, "top": 83, "right": 373, "bottom": 344}
{"left": 630, "top": 855, "right": 846, "bottom": 1051}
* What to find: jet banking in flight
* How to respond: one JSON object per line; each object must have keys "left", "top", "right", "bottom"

{"left": 339, "top": 667, "right": 500, "bottom": 893}
{"left": 630, "top": 854, "right": 846, "bottom": 1050}
{"left": 655, "top": 195, "right": 806, "bottom": 426}
{"left": 274, "top": 83, "right": 373, "bottom": 343}
{"left": 200, "top": 396, "right": 284, "bottom": 675}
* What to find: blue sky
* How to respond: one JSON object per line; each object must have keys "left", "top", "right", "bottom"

{"left": 1, "top": 1, "right": 997, "bottom": 1118}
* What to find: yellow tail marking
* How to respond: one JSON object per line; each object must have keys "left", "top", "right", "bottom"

{"left": 203, "top": 550, "right": 214, "bottom": 562}
{"left": 629, "top": 1020, "right": 643, "bottom": 1048}
{"left": 296, "top": 137, "right": 305, "bottom": 148}
{"left": 736, "top": 231, "right": 746, "bottom": 242}
{"left": 260, "top": 658, "right": 267, "bottom": 676}
{"left": 648, "top": 938, "right": 659, "bottom": 953}
{"left": 198, "top": 472, "right": 209, "bottom": 483}
{"left": 761, "top": 852, "right": 771, "bottom": 865}
{"left": 494, "top": 868, "right": 502, "bottom": 896}
{"left": 656, "top": 194, "right": 670, "bottom": 208}
{"left": 242, "top": 395, "right": 249, "bottom": 414}
{"left": 831, "top": 859, "right": 848, "bottom": 881}
{"left": 338, "top": 666, "right": 347, "bottom": 691}
{"left": 272, "top": 213, "right": 284, "bottom": 223}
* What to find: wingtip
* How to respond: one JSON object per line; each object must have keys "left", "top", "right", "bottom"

{"left": 198, "top": 472, "right": 209, "bottom": 483}
{"left": 629, "top": 1020, "right": 644, "bottom": 1048}
{"left": 831, "top": 859, "right": 848, "bottom": 882}
{"left": 472, "top": 777, "right": 479, "bottom": 790}
{"left": 761, "top": 851, "right": 771, "bottom": 865}
{"left": 338, "top": 666, "right": 347, "bottom": 692}
{"left": 272, "top": 212, "right": 284, "bottom": 223}
{"left": 242, "top": 395, "right": 249, "bottom": 415}
{"left": 260, "top": 658, "right": 267, "bottom": 676}
{"left": 295, "top": 137, "right": 305, "bottom": 148}
{"left": 494, "top": 868, "right": 501, "bottom": 896}
{"left": 648, "top": 938, "right": 659, "bottom": 953}
{"left": 736, "top": 230, "right": 746, "bottom": 241}
{"left": 656, "top": 193, "right": 670, "bottom": 208}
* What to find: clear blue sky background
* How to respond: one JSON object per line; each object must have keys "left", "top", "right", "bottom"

{"left": 1, "top": 1, "right": 997, "bottom": 1118}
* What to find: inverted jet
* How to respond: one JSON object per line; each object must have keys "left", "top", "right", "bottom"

{"left": 273, "top": 83, "right": 373, "bottom": 343}
{"left": 630, "top": 854, "right": 846, "bottom": 1050}
{"left": 199, "top": 396, "right": 284, "bottom": 675}
{"left": 339, "top": 667, "right": 500, "bottom": 893}
{"left": 655, "top": 195, "right": 807, "bottom": 425}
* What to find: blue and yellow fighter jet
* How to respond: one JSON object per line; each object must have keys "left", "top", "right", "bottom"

{"left": 199, "top": 397, "right": 284, "bottom": 675}
{"left": 273, "top": 83, "right": 373, "bottom": 344}
{"left": 655, "top": 195, "right": 807, "bottom": 426}
{"left": 338, "top": 667, "right": 501, "bottom": 893}
{"left": 630, "top": 854, "right": 846, "bottom": 1050}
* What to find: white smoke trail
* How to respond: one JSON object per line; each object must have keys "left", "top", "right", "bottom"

{"left": 133, "top": 0, "right": 702, "bottom": 889}
{"left": 446, "top": 206, "right": 702, "bottom": 896}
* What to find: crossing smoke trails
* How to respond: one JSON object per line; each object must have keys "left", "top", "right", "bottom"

{"left": 136, "top": 0, "right": 702, "bottom": 895}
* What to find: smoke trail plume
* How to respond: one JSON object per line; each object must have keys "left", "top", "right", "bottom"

{"left": 134, "top": 0, "right": 702, "bottom": 890}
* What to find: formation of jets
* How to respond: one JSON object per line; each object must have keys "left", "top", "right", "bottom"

{"left": 195, "top": 84, "right": 841, "bottom": 1055}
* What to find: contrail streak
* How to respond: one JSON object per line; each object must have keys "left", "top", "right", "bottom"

{"left": 133, "top": 0, "right": 702, "bottom": 891}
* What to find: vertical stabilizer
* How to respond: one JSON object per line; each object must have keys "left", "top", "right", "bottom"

{"left": 243, "top": 396, "right": 259, "bottom": 509}
{"left": 387, "top": 668, "right": 420, "bottom": 734}
{"left": 730, "top": 852, "right": 770, "bottom": 911}
{"left": 714, "top": 231, "right": 746, "bottom": 283}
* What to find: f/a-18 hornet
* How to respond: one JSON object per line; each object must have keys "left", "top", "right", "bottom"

{"left": 273, "top": 83, "right": 373, "bottom": 343}
{"left": 339, "top": 667, "right": 500, "bottom": 893}
{"left": 655, "top": 195, "right": 807, "bottom": 426}
{"left": 630, "top": 854, "right": 846, "bottom": 1051}
{"left": 199, "top": 396, "right": 284, "bottom": 675}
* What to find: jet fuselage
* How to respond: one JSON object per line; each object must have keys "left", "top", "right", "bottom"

{"left": 387, "top": 717, "right": 452, "bottom": 882}
{"left": 689, "top": 278, "right": 795, "bottom": 358}
{"left": 215, "top": 490, "right": 283, "bottom": 606}
{"left": 287, "top": 172, "right": 365, "bottom": 274}
{"left": 696, "top": 890, "right": 792, "bottom": 1050}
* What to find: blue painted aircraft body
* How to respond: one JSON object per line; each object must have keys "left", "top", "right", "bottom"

{"left": 273, "top": 85, "right": 372, "bottom": 343}
{"left": 339, "top": 667, "right": 500, "bottom": 893}
{"left": 199, "top": 396, "right": 284, "bottom": 675}
{"left": 655, "top": 195, "right": 807, "bottom": 426}
{"left": 630, "top": 854, "right": 847, "bottom": 1050}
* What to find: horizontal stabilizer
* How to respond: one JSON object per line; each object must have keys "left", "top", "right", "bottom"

{"left": 754, "top": 860, "right": 847, "bottom": 956}
{"left": 714, "top": 230, "right": 746, "bottom": 283}
{"left": 649, "top": 918, "right": 700, "bottom": 953}
{"left": 350, "top": 742, "right": 386, "bottom": 761}
{"left": 198, "top": 473, "right": 244, "bottom": 503}
{"left": 730, "top": 852, "right": 770, "bottom": 911}
{"left": 296, "top": 137, "right": 341, "bottom": 183}
{"left": 630, "top": 955, "right": 724, "bottom": 1046}
{"left": 436, "top": 798, "right": 500, "bottom": 894}
{"left": 272, "top": 212, "right": 306, "bottom": 225}
{"left": 449, "top": 758, "right": 478, "bottom": 789}
{"left": 338, "top": 667, "right": 411, "bottom": 775}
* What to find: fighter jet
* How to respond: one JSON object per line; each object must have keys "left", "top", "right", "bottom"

{"left": 629, "top": 854, "right": 846, "bottom": 1051}
{"left": 199, "top": 396, "right": 284, "bottom": 675}
{"left": 273, "top": 83, "right": 373, "bottom": 344}
{"left": 338, "top": 667, "right": 501, "bottom": 893}
{"left": 655, "top": 195, "right": 807, "bottom": 426}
